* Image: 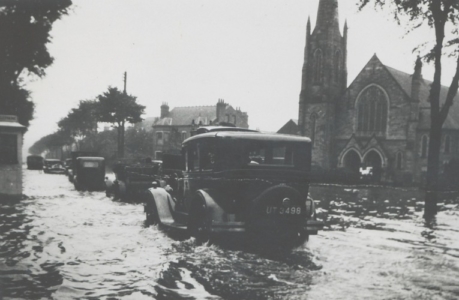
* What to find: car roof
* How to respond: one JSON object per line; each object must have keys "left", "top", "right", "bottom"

{"left": 194, "top": 126, "right": 258, "bottom": 134}
{"left": 184, "top": 130, "right": 311, "bottom": 144}
{"left": 44, "top": 159, "right": 61, "bottom": 161}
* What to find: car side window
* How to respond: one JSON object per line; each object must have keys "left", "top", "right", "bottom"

{"left": 199, "top": 141, "right": 216, "bottom": 171}
{"left": 186, "top": 142, "right": 199, "bottom": 172}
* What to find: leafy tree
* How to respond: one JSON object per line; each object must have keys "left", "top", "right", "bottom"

{"left": 79, "top": 128, "right": 117, "bottom": 159}
{"left": 29, "top": 130, "right": 71, "bottom": 157}
{"left": 96, "top": 87, "right": 145, "bottom": 158}
{"left": 125, "top": 127, "right": 155, "bottom": 159}
{"left": 58, "top": 100, "right": 98, "bottom": 149}
{"left": 358, "top": 0, "right": 459, "bottom": 220}
{"left": 0, "top": 86, "right": 35, "bottom": 127}
{"left": 0, "top": 0, "right": 72, "bottom": 128}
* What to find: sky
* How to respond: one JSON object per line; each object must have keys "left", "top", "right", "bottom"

{"left": 22, "top": 0, "right": 458, "bottom": 155}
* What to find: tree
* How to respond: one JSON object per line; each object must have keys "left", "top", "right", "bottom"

{"left": 358, "top": 0, "right": 459, "bottom": 220}
{"left": 58, "top": 100, "right": 98, "bottom": 149}
{"left": 0, "top": 87, "right": 34, "bottom": 127}
{"left": 96, "top": 87, "right": 145, "bottom": 158}
{"left": 125, "top": 127, "right": 155, "bottom": 159}
{"left": 0, "top": 0, "right": 72, "bottom": 127}
{"left": 29, "top": 130, "right": 71, "bottom": 157}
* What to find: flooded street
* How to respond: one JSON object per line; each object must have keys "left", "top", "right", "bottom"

{"left": 1, "top": 170, "right": 459, "bottom": 299}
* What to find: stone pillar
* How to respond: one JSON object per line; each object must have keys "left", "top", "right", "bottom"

{"left": 0, "top": 115, "right": 26, "bottom": 199}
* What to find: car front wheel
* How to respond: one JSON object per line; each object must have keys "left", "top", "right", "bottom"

{"left": 188, "top": 195, "right": 210, "bottom": 244}
{"left": 145, "top": 193, "right": 160, "bottom": 226}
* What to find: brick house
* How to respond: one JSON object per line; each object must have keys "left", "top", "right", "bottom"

{"left": 151, "top": 99, "right": 248, "bottom": 159}
{"left": 293, "top": 0, "right": 459, "bottom": 184}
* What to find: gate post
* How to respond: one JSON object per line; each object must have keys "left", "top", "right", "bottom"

{"left": 0, "top": 115, "right": 26, "bottom": 199}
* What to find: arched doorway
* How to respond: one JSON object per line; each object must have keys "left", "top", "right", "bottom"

{"left": 342, "top": 150, "right": 361, "bottom": 175}
{"left": 364, "top": 150, "right": 383, "bottom": 182}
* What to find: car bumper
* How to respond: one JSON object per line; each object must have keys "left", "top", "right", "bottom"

{"left": 210, "top": 219, "right": 324, "bottom": 235}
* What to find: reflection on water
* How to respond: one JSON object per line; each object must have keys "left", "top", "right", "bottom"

{"left": 0, "top": 171, "right": 459, "bottom": 299}
{"left": 310, "top": 184, "right": 459, "bottom": 229}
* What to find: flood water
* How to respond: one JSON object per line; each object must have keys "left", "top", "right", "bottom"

{"left": 1, "top": 170, "right": 459, "bottom": 299}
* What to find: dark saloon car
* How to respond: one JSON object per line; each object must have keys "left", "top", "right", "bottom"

{"left": 73, "top": 157, "right": 105, "bottom": 191}
{"left": 144, "top": 126, "right": 323, "bottom": 248}
{"left": 27, "top": 155, "right": 44, "bottom": 170}
{"left": 43, "top": 159, "right": 65, "bottom": 174}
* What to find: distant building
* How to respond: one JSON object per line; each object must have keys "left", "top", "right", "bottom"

{"left": 277, "top": 119, "right": 299, "bottom": 135}
{"left": 293, "top": 0, "right": 459, "bottom": 184}
{"left": 151, "top": 99, "right": 248, "bottom": 159}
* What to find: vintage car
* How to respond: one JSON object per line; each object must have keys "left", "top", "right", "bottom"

{"left": 64, "top": 158, "right": 72, "bottom": 176}
{"left": 73, "top": 157, "right": 106, "bottom": 191}
{"left": 67, "top": 151, "right": 98, "bottom": 183}
{"left": 107, "top": 159, "right": 162, "bottom": 201}
{"left": 144, "top": 127, "right": 323, "bottom": 247}
{"left": 27, "top": 155, "right": 44, "bottom": 170}
{"left": 43, "top": 159, "right": 65, "bottom": 174}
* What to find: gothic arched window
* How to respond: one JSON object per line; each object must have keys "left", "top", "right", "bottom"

{"left": 334, "top": 50, "right": 342, "bottom": 83}
{"left": 357, "top": 85, "right": 388, "bottom": 133}
{"left": 310, "top": 113, "right": 318, "bottom": 146}
{"left": 445, "top": 135, "right": 451, "bottom": 154}
{"left": 421, "top": 135, "right": 428, "bottom": 158}
{"left": 313, "top": 49, "right": 323, "bottom": 84}
{"left": 396, "top": 152, "right": 403, "bottom": 170}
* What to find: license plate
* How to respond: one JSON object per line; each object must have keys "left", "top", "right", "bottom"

{"left": 266, "top": 206, "right": 301, "bottom": 215}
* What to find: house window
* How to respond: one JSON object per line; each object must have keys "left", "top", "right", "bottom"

{"left": 421, "top": 135, "right": 428, "bottom": 158}
{"left": 232, "top": 115, "right": 237, "bottom": 125}
{"left": 156, "top": 131, "right": 163, "bottom": 145}
{"left": 226, "top": 114, "right": 230, "bottom": 122}
{"left": 396, "top": 152, "right": 403, "bottom": 170}
{"left": 155, "top": 151, "right": 163, "bottom": 160}
{"left": 181, "top": 131, "right": 187, "bottom": 141}
{"left": 0, "top": 134, "right": 17, "bottom": 164}
{"left": 313, "top": 49, "right": 323, "bottom": 84}
{"left": 445, "top": 135, "right": 451, "bottom": 154}
{"left": 164, "top": 132, "right": 169, "bottom": 143}
{"left": 357, "top": 85, "right": 388, "bottom": 133}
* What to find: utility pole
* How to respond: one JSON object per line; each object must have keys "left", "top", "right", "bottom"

{"left": 123, "top": 71, "right": 127, "bottom": 94}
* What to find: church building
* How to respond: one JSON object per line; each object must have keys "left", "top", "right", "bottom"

{"left": 297, "top": 0, "right": 459, "bottom": 184}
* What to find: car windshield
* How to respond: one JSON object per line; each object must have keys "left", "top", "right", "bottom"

{"left": 45, "top": 161, "right": 63, "bottom": 167}
{"left": 82, "top": 161, "right": 99, "bottom": 168}
{"left": 189, "top": 139, "right": 310, "bottom": 171}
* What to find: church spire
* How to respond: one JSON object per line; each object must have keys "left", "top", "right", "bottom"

{"left": 315, "top": 0, "right": 340, "bottom": 34}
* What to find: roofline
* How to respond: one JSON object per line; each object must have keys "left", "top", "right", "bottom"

{"left": 382, "top": 65, "right": 414, "bottom": 100}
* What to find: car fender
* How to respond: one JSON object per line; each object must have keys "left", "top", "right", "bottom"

{"left": 146, "top": 187, "right": 174, "bottom": 224}
{"left": 195, "top": 189, "right": 226, "bottom": 224}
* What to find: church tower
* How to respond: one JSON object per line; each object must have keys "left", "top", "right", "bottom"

{"left": 298, "top": 0, "right": 347, "bottom": 169}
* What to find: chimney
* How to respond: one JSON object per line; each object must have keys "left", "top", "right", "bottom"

{"left": 411, "top": 57, "right": 423, "bottom": 102}
{"left": 160, "top": 102, "right": 169, "bottom": 118}
{"left": 216, "top": 98, "right": 226, "bottom": 122}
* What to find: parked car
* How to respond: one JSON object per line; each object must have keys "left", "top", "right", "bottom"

{"left": 64, "top": 158, "right": 72, "bottom": 176}
{"left": 43, "top": 159, "right": 65, "bottom": 174}
{"left": 73, "top": 157, "right": 105, "bottom": 191}
{"left": 27, "top": 155, "right": 43, "bottom": 170}
{"left": 144, "top": 126, "right": 323, "bottom": 247}
{"left": 67, "top": 151, "right": 98, "bottom": 183}
{"left": 107, "top": 159, "right": 162, "bottom": 200}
